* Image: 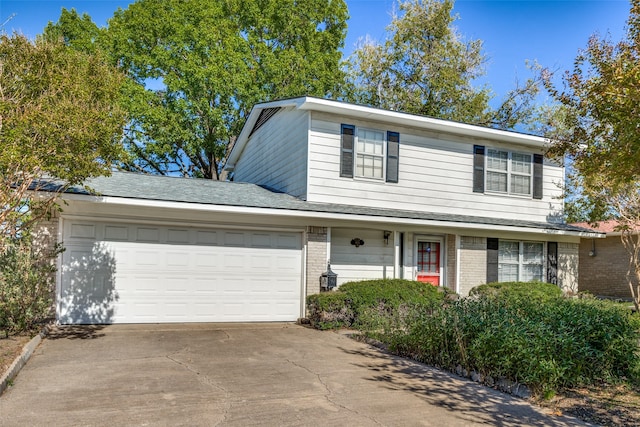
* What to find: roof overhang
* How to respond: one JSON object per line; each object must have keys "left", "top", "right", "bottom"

{"left": 225, "top": 96, "right": 550, "bottom": 170}
{"left": 60, "top": 192, "right": 603, "bottom": 239}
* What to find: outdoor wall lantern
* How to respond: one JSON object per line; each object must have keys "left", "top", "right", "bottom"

{"left": 350, "top": 237, "right": 365, "bottom": 247}
{"left": 383, "top": 231, "right": 391, "bottom": 245}
{"left": 320, "top": 262, "right": 338, "bottom": 291}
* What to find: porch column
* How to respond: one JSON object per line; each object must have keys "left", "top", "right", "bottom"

{"left": 305, "top": 226, "right": 328, "bottom": 296}
{"left": 394, "top": 231, "right": 401, "bottom": 279}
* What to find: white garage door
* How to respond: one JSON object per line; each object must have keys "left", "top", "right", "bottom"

{"left": 59, "top": 220, "right": 303, "bottom": 324}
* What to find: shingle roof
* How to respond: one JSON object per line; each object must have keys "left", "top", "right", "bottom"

{"left": 66, "top": 171, "right": 594, "bottom": 234}
{"left": 570, "top": 220, "right": 620, "bottom": 233}
{"left": 571, "top": 220, "right": 640, "bottom": 235}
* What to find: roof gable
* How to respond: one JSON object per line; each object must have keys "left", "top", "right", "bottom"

{"left": 225, "top": 96, "right": 549, "bottom": 170}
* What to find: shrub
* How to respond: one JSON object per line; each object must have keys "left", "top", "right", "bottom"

{"left": 469, "top": 281, "right": 563, "bottom": 303}
{"left": 306, "top": 279, "right": 449, "bottom": 330}
{"left": 0, "top": 235, "right": 61, "bottom": 336}
{"left": 310, "top": 279, "right": 640, "bottom": 394}
{"left": 306, "top": 292, "right": 354, "bottom": 330}
{"left": 385, "top": 288, "right": 640, "bottom": 394}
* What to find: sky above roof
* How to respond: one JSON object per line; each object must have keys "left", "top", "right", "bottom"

{"left": 1, "top": 0, "right": 631, "bottom": 105}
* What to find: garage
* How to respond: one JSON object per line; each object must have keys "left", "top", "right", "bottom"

{"left": 59, "top": 220, "right": 303, "bottom": 324}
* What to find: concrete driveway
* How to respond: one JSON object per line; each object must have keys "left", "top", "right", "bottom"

{"left": 0, "top": 323, "right": 586, "bottom": 426}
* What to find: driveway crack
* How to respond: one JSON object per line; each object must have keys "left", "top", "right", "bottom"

{"left": 286, "top": 358, "right": 384, "bottom": 426}
{"left": 166, "top": 352, "right": 232, "bottom": 425}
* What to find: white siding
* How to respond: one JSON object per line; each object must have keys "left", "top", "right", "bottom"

{"left": 307, "top": 112, "right": 564, "bottom": 223}
{"left": 330, "top": 228, "right": 395, "bottom": 286}
{"left": 233, "top": 107, "right": 309, "bottom": 198}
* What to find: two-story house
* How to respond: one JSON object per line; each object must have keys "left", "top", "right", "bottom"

{"left": 52, "top": 96, "right": 596, "bottom": 324}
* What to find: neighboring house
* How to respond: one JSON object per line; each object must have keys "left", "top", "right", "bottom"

{"left": 52, "top": 96, "right": 598, "bottom": 324}
{"left": 572, "top": 220, "right": 633, "bottom": 299}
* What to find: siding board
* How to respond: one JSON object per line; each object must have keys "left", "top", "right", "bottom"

{"left": 331, "top": 228, "right": 394, "bottom": 285}
{"left": 234, "top": 108, "right": 309, "bottom": 198}
{"left": 307, "top": 112, "right": 563, "bottom": 223}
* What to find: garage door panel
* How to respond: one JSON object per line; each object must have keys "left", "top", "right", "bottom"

{"left": 104, "top": 225, "right": 129, "bottom": 240}
{"left": 277, "top": 234, "right": 300, "bottom": 249}
{"left": 193, "top": 278, "right": 218, "bottom": 294}
{"left": 167, "top": 228, "right": 189, "bottom": 244}
{"left": 60, "top": 221, "right": 302, "bottom": 324}
{"left": 164, "top": 278, "right": 191, "bottom": 295}
{"left": 251, "top": 232, "right": 272, "bottom": 247}
{"left": 196, "top": 231, "right": 218, "bottom": 245}
{"left": 223, "top": 231, "right": 245, "bottom": 246}
{"left": 136, "top": 227, "right": 160, "bottom": 242}
{"left": 166, "top": 251, "right": 191, "bottom": 268}
{"left": 135, "top": 250, "right": 162, "bottom": 267}
{"left": 69, "top": 223, "right": 96, "bottom": 239}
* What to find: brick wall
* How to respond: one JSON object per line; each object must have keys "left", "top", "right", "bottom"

{"left": 458, "top": 236, "right": 486, "bottom": 296}
{"left": 446, "top": 234, "right": 456, "bottom": 291}
{"left": 30, "top": 210, "right": 60, "bottom": 308}
{"left": 305, "top": 226, "right": 327, "bottom": 296}
{"left": 558, "top": 242, "right": 579, "bottom": 294}
{"left": 578, "top": 237, "right": 632, "bottom": 298}
{"left": 31, "top": 210, "right": 60, "bottom": 256}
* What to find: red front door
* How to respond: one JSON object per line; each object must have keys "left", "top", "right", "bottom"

{"left": 416, "top": 241, "right": 440, "bottom": 286}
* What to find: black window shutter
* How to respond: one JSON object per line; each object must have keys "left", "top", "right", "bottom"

{"left": 533, "top": 154, "right": 543, "bottom": 199}
{"left": 340, "top": 124, "right": 355, "bottom": 178}
{"left": 386, "top": 131, "right": 400, "bottom": 183}
{"left": 487, "top": 238, "right": 499, "bottom": 283}
{"left": 547, "top": 242, "right": 558, "bottom": 285}
{"left": 473, "top": 145, "right": 485, "bottom": 193}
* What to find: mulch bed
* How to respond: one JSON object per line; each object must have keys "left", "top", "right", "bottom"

{"left": 0, "top": 333, "right": 33, "bottom": 379}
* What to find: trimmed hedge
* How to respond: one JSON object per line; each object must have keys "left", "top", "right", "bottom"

{"left": 306, "top": 279, "right": 448, "bottom": 330}
{"left": 385, "top": 282, "right": 640, "bottom": 395}
{"left": 469, "top": 281, "right": 563, "bottom": 303}
{"left": 309, "top": 280, "right": 640, "bottom": 394}
{"left": 306, "top": 292, "right": 354, "bottom": 330}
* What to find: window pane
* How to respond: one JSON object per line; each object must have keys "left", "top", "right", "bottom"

{"left": 499, "top": 264, "right": 519, "bottom": 282}
{"left": 522, "top": 264, "right": 543, "bottom": 282}
{"left": 487, "top": 149, "right": 508, "bottom": 171}
{"left": 498, "top": 240, "right": 544, "bottom": 283}
{"left": 373, "top": 156, "right": 383, "bottom": 178}
{"left": 356, "top": 154, "right": 383, "bottom": 178}
{"left": 359, "top": 129, "right": 384, "bottom": 154}
{"left": 512, "top": 153, "right": 532, "bottom": 174}
{"left": 499, "top": 241, "right": 519, "bottom": 263}
{"left": 511, "top": 175, "right": 531, "bottom": 195}
{"left": 356, "top": 129, "right": 384, "bottom": 178}
{"left": 523, "top": 242, "right": 544, "bottom": 264}
{"left": 487, "top": 171, "right": 507, "bottom": 192}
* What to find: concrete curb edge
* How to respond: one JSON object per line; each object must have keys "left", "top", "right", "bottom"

{"left": 0, "top": 325, "right": 50, "bottom": 396}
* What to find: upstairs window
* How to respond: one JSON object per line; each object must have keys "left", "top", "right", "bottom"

{"left": 341, "top": 125, "right": 399, "bottom": 183}
{"left": 486, "top": 149, "right": 532, "bottom": 196}
{"left": 356, "top": 129, "right": 385, "bottom": 179}
{"left": 474, "top": 145, "right": 543, "bottom": 199}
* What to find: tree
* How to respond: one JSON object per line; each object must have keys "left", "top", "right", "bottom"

{"left": 343, "top": 0, "right": 540, "bottom": 130}
{"left": 0, "top": 34, "right": 127, "bottom": 236}
{"left": 42, "top": 8, "right": 104, "bottom": 53}
{"left": 98, "top": 0, "right": 348, "bottom": 179}
{"left": 607, "top": 185, "right": 640, "bottom": 312}
{"left": 0, "top": 34, "right": 126, "bottom": 334}
{"left": 544, "top": 1, "right": 640, "bottom": 308}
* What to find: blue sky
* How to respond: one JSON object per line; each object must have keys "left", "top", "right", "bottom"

{"left": 0, "top": 0, "right": 631, "bottom": 102}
